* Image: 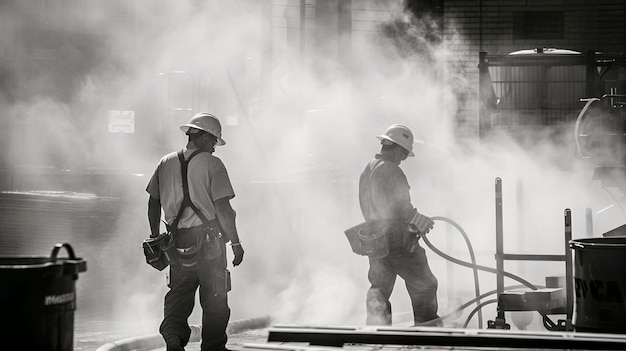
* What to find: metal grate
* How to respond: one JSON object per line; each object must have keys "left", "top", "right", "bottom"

{"left": 487, "top": 62, "right": 586, "bottom": 127}
{"left": 478, "top": 50, "right": 598, "bottom": 139}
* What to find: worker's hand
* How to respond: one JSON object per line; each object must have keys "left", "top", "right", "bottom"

{"left": 231, "top": 243, "right": 244, "bottom": 266}
{"left": 410, "top": 211, "right": 435, "bottom": 234}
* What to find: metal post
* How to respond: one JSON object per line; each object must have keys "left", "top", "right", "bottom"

{"left": 493, "top": 177, "right": 507, "bottom": 327}
{"left": 585, "top": 207, "right": 594, "bottom": 237}
{"left": 261, "top": 0, "right": 273, "bottom": 113}
{"left": 299, "top": 0, "right": 306, "bottom": 67}
{"left": 585, "top": 50, "right": 597, "bottom": 98}
{"left": 337, "top": 0, "right": 352, "bottom": 70}
{"left": 478, "top": 52, "right": 490, "bottom": 140}
{"left": 516, "top": 178, "right": 525, "bottom": 276}
{"left": 495, "top": 178, "right": 504, "bottom": 309}
{"left": 564, "top": 209, "right": 574, "bottom": 330}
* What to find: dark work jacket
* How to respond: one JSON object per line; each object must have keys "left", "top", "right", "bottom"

{"left": 359, "top": 153, "right": 415, "bottom": 223}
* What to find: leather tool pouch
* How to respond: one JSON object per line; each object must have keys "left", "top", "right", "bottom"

{"left": 359, "top": 221, "right": 391, "bottom": 258}
{"left": 213, "top": 268, "right": 232, "bottom": 295}
{"left": 173, "top": 224, "right": 222, "bottom": 271}
{"left": 201, "top": 225, "right": 223, "bottom": 260}
{"left": 345, "top": 220, "right": 416, "bottom": 258}
{"left": 344, "top": 222, "right": 368, "bottom": 256}
{"left": 401, "top": 228, "right": 419, "bottom": 254}
{"left": 142, "top": 232, "right": 173, "bottom": 271}
{"left": 363, "top": 220, "right": 418, "bottom": 257}
{"left": 176, "top": 233, "right": 204, "bottom": 271}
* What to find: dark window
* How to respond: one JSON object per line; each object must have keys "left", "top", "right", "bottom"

{"left": 513, "top": 11, "right": 564, "bottom": 40}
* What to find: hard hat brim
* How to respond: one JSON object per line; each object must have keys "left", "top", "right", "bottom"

{"left": 376, "top": 135, "right": 414, "bottom": 157}
{"left": 180, "top": 125, "right": 226, "bottom": 145}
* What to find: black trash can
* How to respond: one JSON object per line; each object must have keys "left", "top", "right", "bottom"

{"left": 0, "top": 243, "right": 87, "bottom": 350}
{"left": 570, "top": 237, "right": 626, "bottom": 334}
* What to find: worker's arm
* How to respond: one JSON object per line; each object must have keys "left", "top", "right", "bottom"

{"left": 215, "top": 197, "right": 244, "bottom": 266}
{"left": 148, "top": 196, "right": 162, "bottom": 238}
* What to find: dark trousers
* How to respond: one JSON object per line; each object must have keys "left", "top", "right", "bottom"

{"left": 366, "top": 245, "right": 440, "bottom": 326}
{"left": 160, "top": 230, "right": 230, "bottom": 351}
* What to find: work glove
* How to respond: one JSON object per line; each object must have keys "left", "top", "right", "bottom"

{"left": 231, "top": 243, "right": 244, "bottom": 266}
{"left": 409, "top": 210, "right": 435, "bottom": 235}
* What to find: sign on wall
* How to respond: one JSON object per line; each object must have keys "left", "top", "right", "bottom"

{"left": 108, "top": 110, "right": 135, "bottom": 133}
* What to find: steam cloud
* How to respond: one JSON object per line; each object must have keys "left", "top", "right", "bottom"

{"left": 1, "top": 0, "right": 623, "bottom": 335}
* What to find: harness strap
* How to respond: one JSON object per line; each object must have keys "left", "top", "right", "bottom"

{"left": 169, "top": 149, "right": 214, "bottom": 235}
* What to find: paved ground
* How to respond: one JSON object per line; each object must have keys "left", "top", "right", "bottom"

{"left": 74, "top": 318, "right": 142, "bottom": 350}
{"left": 155, "top": 329, "right": 270, "bottom": 351}
{"left": 74, "top": 314, "right": 270, "bottom": 351}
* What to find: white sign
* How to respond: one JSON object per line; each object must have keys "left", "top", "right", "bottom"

{"left": 108, "top": 110, "right": 135, "bottom": 133}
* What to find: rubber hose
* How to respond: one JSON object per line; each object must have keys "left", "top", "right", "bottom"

{"left": 431, "top": 216, "right": 483, "bottom": 328}
{"left": 422, "top": 217, "right": 559, "bottom": 328}
{"left": 463, "top": 299, "right": 498, "bottom": 328}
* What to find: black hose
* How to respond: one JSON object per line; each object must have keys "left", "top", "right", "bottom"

{"left": 430, "top": 216, "right": 483, "bottom": 328}
{"left": 421, "top": 231, "right": 537, "bottom": 289}
{"left": 418, "top": 285, "right": 542, "bottom": 328}
{"left": 439, "top": 285, "right": 533, "bottom": 322}
{"left": 463, "top": 299, "right": 498, "bottom": 328}
{"left": 421, "top": 216, "right": 560, "bottom": 329}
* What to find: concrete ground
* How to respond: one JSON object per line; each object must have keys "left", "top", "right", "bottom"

{"left": 74, "top": 313, "right": 271, "bottom": 351}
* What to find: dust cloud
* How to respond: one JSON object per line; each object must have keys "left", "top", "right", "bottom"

{"left": 0, "top": 0, "right": 623, "bottom": 335}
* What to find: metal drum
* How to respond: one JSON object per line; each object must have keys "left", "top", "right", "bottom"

{"left": 570, "top": 237, "right": 626, "bottom": 333}
{"left": 0, "top": 243, "right": 87, "bottom": 350}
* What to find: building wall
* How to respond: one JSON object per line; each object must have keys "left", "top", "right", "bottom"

{"left": 444, "top": 0, "right": 626, "bottom": 141}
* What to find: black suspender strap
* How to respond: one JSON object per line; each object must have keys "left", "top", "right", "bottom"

{"left": 169, "top": 149, "right": 213, "bottom": 234}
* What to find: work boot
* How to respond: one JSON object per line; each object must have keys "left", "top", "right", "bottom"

{"left": 166, "top": 343, "right": 185, "bottom": 351}
{"left": 414, "top": 317, "right": 444, "bottom": 327}
{"left": 165, "top": 336, "right": 185, "bottom": 351}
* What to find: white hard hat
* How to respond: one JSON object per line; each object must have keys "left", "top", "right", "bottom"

{"left": 376, "top": 124, "right": 414, "bottom": 157}
{"left": 180, "top": 112, "right": 226, "bottom": 146}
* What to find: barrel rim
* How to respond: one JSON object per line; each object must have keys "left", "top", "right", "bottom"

{"left": 0, "top": 257, "right": 86, "bottom": 270}
{"left": 570, "top": 237, "right": 626, "bottom": 249}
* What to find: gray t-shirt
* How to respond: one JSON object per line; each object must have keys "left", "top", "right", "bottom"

{"left": 146, "top": 147, "right": 235, "bottom": 229}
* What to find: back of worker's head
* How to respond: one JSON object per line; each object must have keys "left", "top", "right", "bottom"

{"left": 376, "top": 124, "right": 415, "bottom": 157}
{"left": 187, "top": 129, "right": 218, "bottom": 145}
{"left": 180, "top": 112, "right": 226, "bottom": 146}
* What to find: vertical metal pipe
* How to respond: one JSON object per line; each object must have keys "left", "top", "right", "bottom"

{"left": 516, "top": 178, "right": 525, "bottom": 276}
{"left": 479, "top": 0, "right": 483, "bottom": 52}
{"left": 585, "top": 50, "right": 597, "bottom": 97}
{"left": 337, "top": 0, "right": 352, "bottom": 70}
{"left": 300, "top": 0, "right": 306, "bottom": 67}
{"left": 495, "top": 178, "right": 504, "bottom": 319}
{"left": 564, "top": 208, "right": 574, "bottom": 330}
{"left": 261, "top": 0, "right": 273, "bottom": 112}
{"left": 585, "top": 207, "right": 594, "bottom": 237}
{"left": 479, "top": 51, "right": 488, "bottom": 140}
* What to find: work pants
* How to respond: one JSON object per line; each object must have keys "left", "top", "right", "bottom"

{"left": 366, "top": 245, "right": 440, "bottom": 326}
{"left": 160, "top": 230, "right": 230, "bottom": 351}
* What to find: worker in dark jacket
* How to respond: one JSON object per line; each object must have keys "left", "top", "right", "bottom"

{"left": 359, "top": 124, "right": 440, "bottom": 326}
{"left": 146, "top": 112, "right": 244, "bottom": 351}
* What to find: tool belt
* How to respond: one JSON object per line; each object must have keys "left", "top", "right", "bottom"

{"left": 344, "top": 219, "right": 418, "bottom": 258}
{"left": 165, "top": 221, "right": 223, "bottom": 271}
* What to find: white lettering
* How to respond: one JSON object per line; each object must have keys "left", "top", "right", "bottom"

{"left": 44, "top": 292, "right": 75, "bottom": 306}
